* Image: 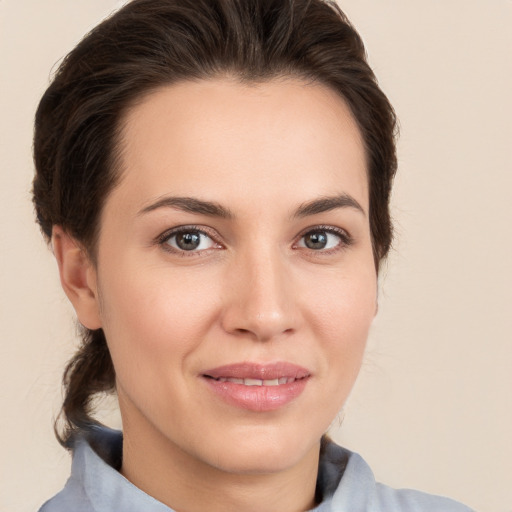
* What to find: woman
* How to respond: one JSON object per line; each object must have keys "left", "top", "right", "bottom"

{"left": 33, "top": 0, "right": 474, "bottom": 510}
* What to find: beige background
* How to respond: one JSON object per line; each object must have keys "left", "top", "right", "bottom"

{"left": 1, "top": 1, "right": 511, "bottom": 511}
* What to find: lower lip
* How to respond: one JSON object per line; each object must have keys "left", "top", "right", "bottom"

{"left": 203, "top": 377, "right": 309, "bottom": 412}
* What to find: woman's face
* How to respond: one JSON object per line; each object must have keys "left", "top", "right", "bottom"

{"left": 89, "top": 78, "right": 376, "bottom": 474}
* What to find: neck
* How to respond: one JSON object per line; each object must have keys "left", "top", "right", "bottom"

{"left": 120, "top": 412, "right": 320, "bottom": 512}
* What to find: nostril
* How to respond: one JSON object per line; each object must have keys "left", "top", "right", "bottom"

{"left": 227, "top": 327, "right": 254, "bottom": 338}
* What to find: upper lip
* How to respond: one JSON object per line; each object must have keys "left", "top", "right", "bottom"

{"left": 202, "top": 362, "right": 310, "bottom": 381}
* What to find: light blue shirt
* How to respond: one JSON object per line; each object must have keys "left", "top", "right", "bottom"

{"left": 39, "top": 428, "right": 475, "bottom": 511}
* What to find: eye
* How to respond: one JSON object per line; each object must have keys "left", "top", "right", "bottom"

{"left": 296, "top": 227, "right": 351, "bottom": 251}
{"left": 160, "top": 227, "right": 219, "bottom": 253}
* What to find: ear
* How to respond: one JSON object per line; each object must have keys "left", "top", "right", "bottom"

{"left": 52, "top": 225, "right": 102, "bottom": 330}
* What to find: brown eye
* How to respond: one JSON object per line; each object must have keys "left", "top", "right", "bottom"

{"left": 175, "top": 232, "right": 201, "bottom": 250}
{"left": 303, "top": 231, "right": 329, "bottom": 249}
{"left": 297, "top": 228, "right": 349, "bottom": 251}
{"left": 164, "top": 229, "right": 216, "bottom": 252}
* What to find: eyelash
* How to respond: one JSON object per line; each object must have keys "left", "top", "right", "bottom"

{"left": 155, "top": 224, "right": 353, "bottom": 257}
{"left": 156, "top": 225, "right": 221, "bottom": 256}
{"left": 297, "top": 224, "right": 353, "bottom": 250}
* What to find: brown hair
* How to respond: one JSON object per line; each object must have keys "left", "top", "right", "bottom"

{"left": 33, "top": 0, "right": 397, "bottom": 447}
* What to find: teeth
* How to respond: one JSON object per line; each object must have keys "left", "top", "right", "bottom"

{"left": 216, "top": 377, "right": 296, "bottom": 386}
{"left": 244, "top": 378, "right": 263, "bottom": 386}
{"left": 218, "top": 377, "right": 243, "bottom": 383}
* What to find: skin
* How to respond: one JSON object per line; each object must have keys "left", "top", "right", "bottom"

{"left": 54, "top": 78, "right": 377, "bottom": 512}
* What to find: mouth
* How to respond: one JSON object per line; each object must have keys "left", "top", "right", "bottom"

{"left": 201, "top": 362, "right": 310, "bottom": 412}
{"left": 205, "top": 376, "right": 301, "bottom": 386}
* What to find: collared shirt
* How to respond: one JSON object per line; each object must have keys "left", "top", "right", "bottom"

{"left": 39, "top": 428, "right": 475, "bottom": 512}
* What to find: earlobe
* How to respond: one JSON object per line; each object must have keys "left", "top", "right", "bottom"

{"left": 52, "top": 226, "right": 102, "bottom": 330}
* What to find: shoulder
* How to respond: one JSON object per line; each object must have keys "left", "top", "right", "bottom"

{"left": 37, "top": 472, "right": 89, "bottom": 512}
{"left": 37, "top": 428, "right": 171, "bottom": 512}
{"left": 38, "top": 491, "right": 87, "bottom": 512}
{"left": 373, "top": 481, "right": 476, "bottom": 511}
{"left": 37, "top": 441, "right": 97, "bottom": 512}
{"left": 321, "top": 441, "right": 476, "bottom": 512}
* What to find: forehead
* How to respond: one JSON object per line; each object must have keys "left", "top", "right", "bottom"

{"left": 112, "top": 77, "right": 368, "bottom": 216}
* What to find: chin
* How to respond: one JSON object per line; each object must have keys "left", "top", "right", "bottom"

{"left": 197, "top": 426, "right": 322, "bottom": 475}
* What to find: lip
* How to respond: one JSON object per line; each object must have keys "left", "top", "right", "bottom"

{"left": 202, "top": 362, "right": 310, "bottom": 412}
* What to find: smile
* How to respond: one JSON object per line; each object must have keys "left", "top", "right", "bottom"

{"left": 210, "top": 377, "right": 299, "bottom": 386}
{"left": 202, "top": 362, "right": 310, "bottom": 412}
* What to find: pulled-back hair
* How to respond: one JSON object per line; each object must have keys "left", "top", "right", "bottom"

{"left": 33, "top": 0, "right": 397, "bottom": 447}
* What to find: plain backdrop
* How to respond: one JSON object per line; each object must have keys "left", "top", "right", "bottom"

{"left": 1, "top": 1, "right": 511, "bottom": 511}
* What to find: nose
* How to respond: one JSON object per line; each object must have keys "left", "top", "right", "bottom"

{"left": 220, "top": 248, "right": 300, "bottom": 342}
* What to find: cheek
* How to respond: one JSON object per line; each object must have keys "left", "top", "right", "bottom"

{"left": 304, "top": 264, "right": 376, "bottom": 389}
{"left": 305, "top": 262, "right": 376, "bottom": 338}
{"left": 97, "top": 264, "right": 221, "bottom": 370}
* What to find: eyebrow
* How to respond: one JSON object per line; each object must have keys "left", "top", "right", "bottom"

{"left": 138, "top": 196, "right": 234, "bottom": 218}
{"left": 293, "top": 194, "right": 366, "bottom": 218}
{"left": 138, "top": 193, "right": 365, "bottom": 219}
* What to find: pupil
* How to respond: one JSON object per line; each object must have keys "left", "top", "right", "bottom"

{"left": 176, "top": 232, "right": 200, "bottom": 250}
{"left": 305, "top": 231, "right": 327, "bottom": 249}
